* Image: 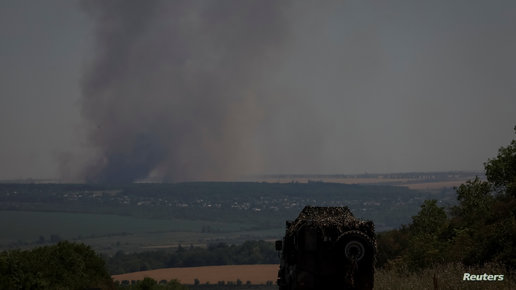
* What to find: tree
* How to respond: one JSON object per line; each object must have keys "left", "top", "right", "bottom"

{"left": 484, "top": 125, "right": 516, "bottom": 196}
{"left": 0, "top": 241, "right": 114, "bottom": 289}
{"left": 452, "top": 177, "right": 493, "bottom": 226}
{"left": 375, "top": 226, "right": 410, "bottom": 268}
{"left": 377, "top": 125, "right": 516, "bottom": 270}
{"left": 163, "top": 279, "right": 188, "bottom": 290}
{"left": 405, "top": 200, "right": 448, "bottom": 269}
{"left": 446, "top": 126, "right": 516, "bottom": 267}
{"left": 136, "top": 277, "right": 157, "bottom": 290}
{"left": 410, "top": 200, "right": 447, "bottom": 236}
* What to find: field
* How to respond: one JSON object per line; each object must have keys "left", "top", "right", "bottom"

{"left": 257, "top": 177, "right": 466, "bottom": 191}
{"left": 112, "top": 264, "right": 279, "bottom": 285}
{"left": 0, "top": 210, "right": 280, "bottom": 254}
{"left": 0, "top": 177, "right": 472, "bottom": 254}
{"left": 252, "top": 173, "right": 475, "bottom": 191}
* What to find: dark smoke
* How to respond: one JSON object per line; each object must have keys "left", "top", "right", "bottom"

{"left": 80, "top": 0, "right": 291, "bottom": 183}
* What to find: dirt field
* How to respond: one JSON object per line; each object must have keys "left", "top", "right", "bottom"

{"left": 257, "top": 177, "right": 409, "bottom": 184}
{"left": 404, "top": 180, "right": 465, "bottom": 190}
{"left": 112, "top": 264, "right": 279, "bottom": 284}
{"left": 256, "top": 177, "right": 468, "bottom": 191}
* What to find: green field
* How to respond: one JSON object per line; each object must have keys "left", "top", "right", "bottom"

{"left": 0, "top": 181, "right": 457, "bottom": 255}
{"left": 0, "top": 210, "right": 281, "bottom": 254}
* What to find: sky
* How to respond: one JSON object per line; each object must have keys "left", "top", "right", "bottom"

{"left": 1, "top": 0, "right": 515, "bottom": 182}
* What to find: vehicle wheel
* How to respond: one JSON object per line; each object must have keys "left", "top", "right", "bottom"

{"left": 336, "top": 230, "right": 375, "bottom": 263}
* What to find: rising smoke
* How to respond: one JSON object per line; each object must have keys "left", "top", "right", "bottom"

{"left": 77, "top": 1, "right": 516, "bottom": 183}
{"left": 79, "top": 0, "right": 293, "bottom": 183}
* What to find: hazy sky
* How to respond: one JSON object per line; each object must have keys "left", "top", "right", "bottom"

{"left": 1, "top": 0, "right": 515, "bottom": 181}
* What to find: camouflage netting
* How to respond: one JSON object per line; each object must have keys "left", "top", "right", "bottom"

{"left": 278, "top": 206, "right": 377, "bottom": 290}
{"left": 287, "top": 206, "right": 376, "bottom": 245}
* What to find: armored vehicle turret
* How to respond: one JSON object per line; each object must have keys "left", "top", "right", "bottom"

{"left": 276, "top": 206, "right": 376, "bottom": 290}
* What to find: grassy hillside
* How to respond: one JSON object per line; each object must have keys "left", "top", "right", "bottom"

{"left": 376, "top": 263, "right": 515, "bottom": 290}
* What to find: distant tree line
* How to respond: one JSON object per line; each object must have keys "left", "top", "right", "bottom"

{"left": 116, "top": 277, "right": 188, "bottom": 290}
{"left": 116, "top": 277, "right": 276, "bottom": 290}
{"left": 377, "top": 126, "right": 516, "bottom": 271}
{"left": 107, "top": 240, "right": 278, "bottom": 275}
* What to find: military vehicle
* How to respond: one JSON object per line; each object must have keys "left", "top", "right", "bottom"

{"left": 276, "top": 206, "right": 376, "bottom": 290}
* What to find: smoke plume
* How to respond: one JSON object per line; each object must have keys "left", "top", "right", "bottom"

{"left": 80, "top": 0, "right": 291, "bottom": 182}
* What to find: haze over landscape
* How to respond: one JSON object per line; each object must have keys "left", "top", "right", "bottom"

{"left": 1, "top": 0, "right": 515, "bottom": 182}
{"left": 2, "top": 2, "right": 516, "bottom": 288}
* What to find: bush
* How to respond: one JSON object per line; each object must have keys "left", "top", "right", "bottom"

{"left": 0, "top": 241, "right": 114, "bottom": 289}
